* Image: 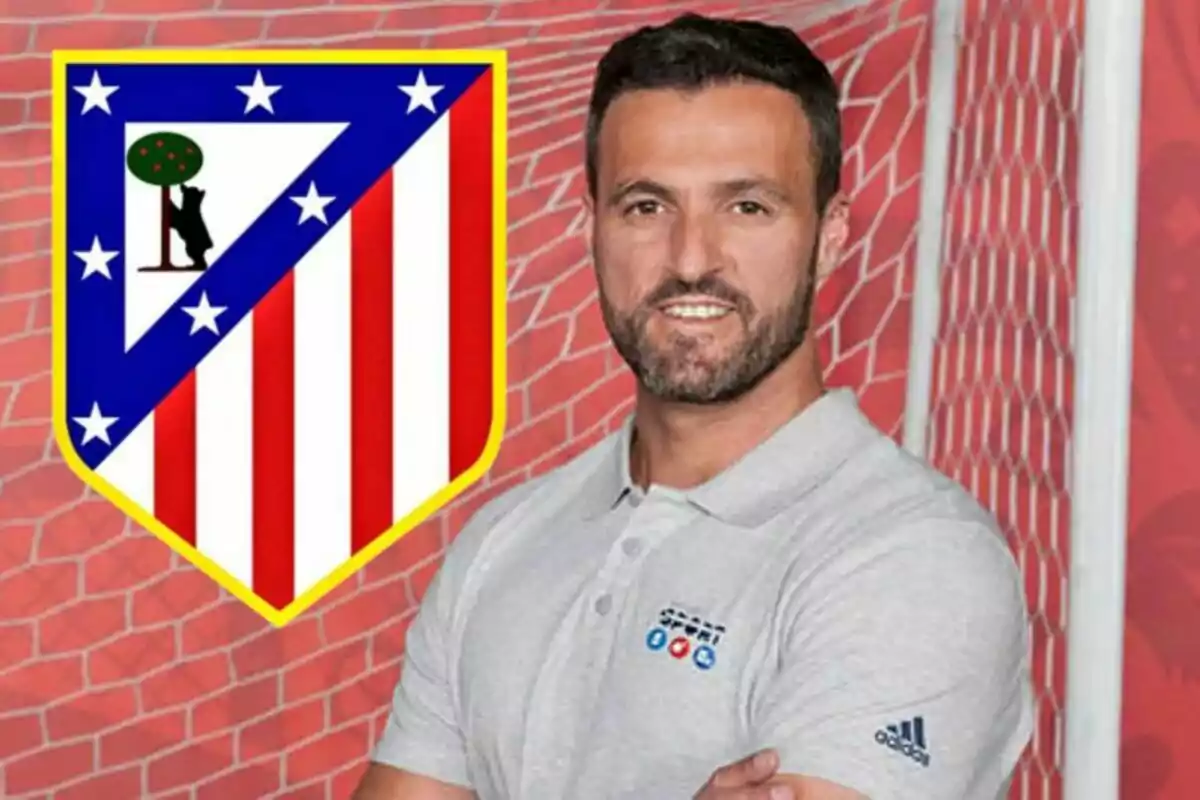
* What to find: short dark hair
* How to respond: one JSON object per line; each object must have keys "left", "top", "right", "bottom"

{"left": 585, "top": 13, "right": 843, "bottom": 214}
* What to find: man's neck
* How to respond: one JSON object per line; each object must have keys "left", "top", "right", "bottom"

{"left": 628, "top": 342, "right": 825, "bottom": 490}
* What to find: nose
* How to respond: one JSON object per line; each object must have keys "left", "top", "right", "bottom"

{"left": 669, "top": 210, "right": 723, "bottom": 281}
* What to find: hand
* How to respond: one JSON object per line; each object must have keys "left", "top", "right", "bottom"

{"left": 693, "top": 748, "right": 795, "bottom": 800}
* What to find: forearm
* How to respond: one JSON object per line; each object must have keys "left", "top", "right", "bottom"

{"left": 351, "top": 763, "right": 476, "bottom": 800}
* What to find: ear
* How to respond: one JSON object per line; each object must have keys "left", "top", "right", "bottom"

{"left": 814, "top": 192, "right": 850, "bottom": 281}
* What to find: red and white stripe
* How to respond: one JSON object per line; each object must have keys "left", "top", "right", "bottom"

{"left": 97, "top": 72, "right": 495, "bottom": 609}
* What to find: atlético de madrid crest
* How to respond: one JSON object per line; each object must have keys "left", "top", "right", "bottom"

{"left": 50, "top": 49, "right": 508, "bottom": 626}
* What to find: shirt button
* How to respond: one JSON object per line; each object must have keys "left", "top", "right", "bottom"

{"left": 594, "top": 594, "right": 613, "bottom": 616}
{"left": 621, "top": 538, "right": 642, "bottom": 556}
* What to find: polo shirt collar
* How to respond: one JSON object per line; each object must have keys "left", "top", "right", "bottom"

{"left": 582, "top": 388, "right": 877, "bottom": 527}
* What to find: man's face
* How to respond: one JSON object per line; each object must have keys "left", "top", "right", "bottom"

{"left": 587, "top": 81, "right": 844, "bottom": 405}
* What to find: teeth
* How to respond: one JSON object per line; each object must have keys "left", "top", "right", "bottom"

{"left": 662, "top": 304, "right": 730, "bottom": 319}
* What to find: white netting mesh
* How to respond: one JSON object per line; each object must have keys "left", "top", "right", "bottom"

{"left": 920, "top": 2, "right": 1081, "bottom": 798}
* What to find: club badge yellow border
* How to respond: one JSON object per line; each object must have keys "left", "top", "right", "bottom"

{"left": 50, "top": 48, "right": 509, "bottom": 628}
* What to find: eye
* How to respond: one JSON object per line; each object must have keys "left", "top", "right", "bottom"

{"left": 732, "top": 200, "right": 769, "bottom": 216}
{"left": 624, "top": 199, "right": 663, "bottom": 217}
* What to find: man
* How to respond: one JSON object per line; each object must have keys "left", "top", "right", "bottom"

{"left": 354, "top": 12, "right": 1032, "bottom": 800}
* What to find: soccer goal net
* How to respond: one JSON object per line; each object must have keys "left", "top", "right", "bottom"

{"left": 769, "top": 1, "right": 1143, "bottom": 798}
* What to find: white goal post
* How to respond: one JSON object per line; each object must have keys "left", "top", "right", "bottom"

{"left": 902, "top": 2, "right": 1145, "bottom": 800}
{"left": 1060, "top": 0, "right": 1144, "bottom": 797}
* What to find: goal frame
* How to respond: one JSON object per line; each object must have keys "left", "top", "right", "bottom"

{"left": 900, "top": 1, "right": 1145, "bottom": 798}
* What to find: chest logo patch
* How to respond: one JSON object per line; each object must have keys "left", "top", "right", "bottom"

{"left": 645, "top": 606, "right": 725, "bottom": 671}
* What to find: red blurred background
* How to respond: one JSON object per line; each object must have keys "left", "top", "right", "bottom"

{"left": 0, "top": 0, "right": 1195, "bottom": 797}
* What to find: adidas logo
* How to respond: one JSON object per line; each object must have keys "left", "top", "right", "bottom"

{"left": 874, "top": 716, "right": 931, "bottom": 768}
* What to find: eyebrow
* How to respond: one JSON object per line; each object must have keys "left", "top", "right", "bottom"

{"left": 607, "top": 179, "right": 674, "bottom": 208}
{"left": 606, "top": 176, "right": 792, "bottom": 208}
{"left": 718, "top": 177, "right": 792, "bottom": 204}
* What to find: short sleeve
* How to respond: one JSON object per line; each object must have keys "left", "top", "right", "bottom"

{"left": 370, "top": 556, "right": 472, "bottom": 788}
{"left": 370, "top": 485, "right": 535, "bottom": 788}
{"left": 749, "top": 522, "right": 1034, "bottom": 800}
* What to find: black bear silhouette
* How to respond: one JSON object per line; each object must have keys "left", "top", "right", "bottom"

{"left": 169, "top": 184, "right": 213, "bottom": 270}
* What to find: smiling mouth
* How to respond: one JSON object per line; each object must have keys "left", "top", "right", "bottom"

{"left": 657, "top": 298, "right": 736, "bottom": 321}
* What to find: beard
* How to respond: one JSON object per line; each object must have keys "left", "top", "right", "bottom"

{"left": 598, "top": 245, "right": 819, "bottom": 405}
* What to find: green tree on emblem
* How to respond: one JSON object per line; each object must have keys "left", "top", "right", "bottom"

{"left": 126, "top": 131, "right": 213, "bottom": 272}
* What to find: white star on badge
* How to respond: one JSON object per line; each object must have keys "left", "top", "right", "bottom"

{"left": 74, "top": 70, "right": 119, "bottom": 115}
{"left": 73, "top": 402, "right": 118, "bottom": 446}
{"left": 290, "top": 181, "right": 335, "bottom": 225}
{"left": 73, "top": 235, "right": 118, "bottom": 280}
{"left": 181, "top": 291, "right": 227, "bottom": 335}
{"left": 237, "top": 69, "right": 281, "bottom": 115}
{"left": 398, "top": 70, "right": 444, "bottom": 114}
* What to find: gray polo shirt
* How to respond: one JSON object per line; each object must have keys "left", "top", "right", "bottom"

{"left": 372, "top": 389, "right": 1033, "bottom": 800}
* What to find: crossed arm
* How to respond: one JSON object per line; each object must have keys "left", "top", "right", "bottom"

{"left": 352, "top": 749, "right": 862, "bottom": 800}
